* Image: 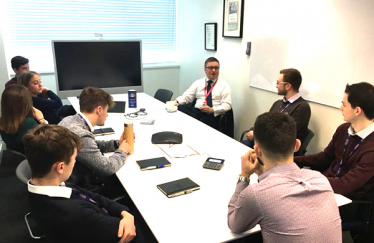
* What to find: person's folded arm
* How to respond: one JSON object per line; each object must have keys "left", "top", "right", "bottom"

{"left": 33, "top": 90, "right": 63, "bottom": 110}
{"left": 65, "top": 201, "right": 126, "bottom": 243}
{"left": 228, "top": 182, "right": 262, "bottom": 233}
{"left": 327, "top": 151, "right": 374, "bottom": 196}
{"left": 294, "top": 131, "right": 337, "bottom": 168}
{"left": 78, "top": 135, "right": 126, "bottom": 177}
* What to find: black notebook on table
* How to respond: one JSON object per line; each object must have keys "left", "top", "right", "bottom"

{"left": 136, "top": 157, "right": 171, "bottom": 171}
{"left": 157, "top": 177, "right": 200, "bottom": 198}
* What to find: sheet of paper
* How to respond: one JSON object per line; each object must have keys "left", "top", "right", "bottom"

{"left": 157, "top": 144, "right": 199, "bottom": 158}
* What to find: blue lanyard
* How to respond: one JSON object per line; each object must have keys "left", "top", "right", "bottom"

{"left": 278, "top": 102, "right": 290, "bottom": 113}
{"left": 335, "top": 135, "right": 364, "bottom": 177}
{"left": 78, "top": 114, "right": 91, "bottom": 131}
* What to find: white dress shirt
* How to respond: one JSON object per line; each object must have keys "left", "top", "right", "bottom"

{"left": 176, "top": 77, "right": 231, "bottom": 116}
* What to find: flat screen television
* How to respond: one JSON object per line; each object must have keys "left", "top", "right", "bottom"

{"left": 52, "top": 40, "right": 143, "bottom": 98}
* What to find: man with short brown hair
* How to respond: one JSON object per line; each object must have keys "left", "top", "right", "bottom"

{"left": 59, "top": 87, "right": 131, "bottom": 186}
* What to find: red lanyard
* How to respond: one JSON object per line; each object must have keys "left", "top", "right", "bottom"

{"left": 204, "top": 80, "right": 217, "bottom": 100}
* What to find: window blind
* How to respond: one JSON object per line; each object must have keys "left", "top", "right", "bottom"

{"left": 2, "top": 0, "right": 177, "bottom": 72}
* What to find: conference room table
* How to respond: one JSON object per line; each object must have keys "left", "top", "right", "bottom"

{"left": 68, "top": 93, "right": 352, "bottom": 243}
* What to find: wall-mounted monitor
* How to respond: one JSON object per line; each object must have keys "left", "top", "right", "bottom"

{"left": 52, "top": 40, "right": 143, "bottom": 98}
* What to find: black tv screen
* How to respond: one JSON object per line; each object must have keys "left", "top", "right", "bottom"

{"left": 52, "top": 40, "right": 143, "bottom": 98}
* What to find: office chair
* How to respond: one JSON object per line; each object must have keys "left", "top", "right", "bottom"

{"left": 342, "top": 190, "right": 374, "bottom": 241}
{"left": 217, "top": 109, "right": 234, "bottom": 138}
{"left": 15, "top": 159, "right": 45, "bottom": 240}
{"left": 240, "top": 129, "right": 315, "bottom": 156}
{"left": 154, "top": 89, "right": 174, "bottom": 103}
{"left": 294, "top": 129, "right": 314, "bottom": 156}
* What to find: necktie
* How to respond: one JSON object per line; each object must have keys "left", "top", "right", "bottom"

{"left": 206, "top": 80, "right": 213, "bottom": 107}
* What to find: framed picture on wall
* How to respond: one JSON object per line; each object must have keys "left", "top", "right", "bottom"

{"left": 222, "top": 0, "right": 244, "bottom": 38}
{"left": 205, "top": 23, "right": 217, "bottom": 51}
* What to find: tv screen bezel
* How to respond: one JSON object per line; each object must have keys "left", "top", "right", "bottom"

{"left": 51, "top": 39, "right": 144, "bottom": 99}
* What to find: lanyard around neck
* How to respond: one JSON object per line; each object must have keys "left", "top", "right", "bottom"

{"left": 278, "top": 102, "right": 291, "bottom": 113}
{"left": 335, "top": 134, "right": 364, "bottom": 177}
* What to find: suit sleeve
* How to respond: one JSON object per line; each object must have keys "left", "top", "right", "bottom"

{"left": 77, "top": 134, "right": 127, "bottom": 177}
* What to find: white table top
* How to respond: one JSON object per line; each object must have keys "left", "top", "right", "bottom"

{"left": 68, "top": 93, "right": 352, "bottom": 243}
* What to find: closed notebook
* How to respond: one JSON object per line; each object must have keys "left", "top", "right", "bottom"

{"left": 136, "top": 157, "right": 171, "bottom": 171}
{"left": 157, "top": 177, "right": 200, "bottom": 198}
{"left": 93, "top": 127, "right": 115, "bottom": 136}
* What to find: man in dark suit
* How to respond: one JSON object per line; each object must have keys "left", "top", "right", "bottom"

{"left": 241, "top": 68, "right": 311, "bottom": 148}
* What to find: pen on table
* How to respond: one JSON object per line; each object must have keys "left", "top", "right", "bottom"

{"left": 146, "top": 165, "right": 164, "bottom": 170}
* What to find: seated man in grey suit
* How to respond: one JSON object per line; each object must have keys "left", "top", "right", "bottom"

{"left": 241, "top": 68, "right": 311, "bottom": 148}
{"left": 59, "top": 87, "right": 131, "bottom": 188}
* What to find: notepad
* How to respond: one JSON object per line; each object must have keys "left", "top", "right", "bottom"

{"left": 157, "top": 177, "right": 200, "bottom": 198}
{"left": 93, "top": 127, "right": 115, "bottom": 136}
{"left": 136, "top": 157, "right": 171, "bottom": 171}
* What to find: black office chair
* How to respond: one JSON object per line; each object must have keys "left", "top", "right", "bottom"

{"left": 342, "top": 190, "right": 374, "bottom": 242}
{"left": 154, "top": 89, "right": 173, "bottom": 103}
{"left": 294, "top": 129, "right": 314, "bottom": 156}
{"left": 217, "top": 109, "right": 234, "bottom": 138}
{"left": 15, "top": 159, "right": 45, "bottom": 240}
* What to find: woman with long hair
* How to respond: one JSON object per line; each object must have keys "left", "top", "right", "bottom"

{"left": 0, "top": 85, "right": 47, "bottom": 154}
{"left": 18, "top": 71, "right": 75, "bottom": 124}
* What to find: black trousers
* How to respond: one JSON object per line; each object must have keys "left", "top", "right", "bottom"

{"left": 178, "top": 104, "right": 220, "bottom": 130}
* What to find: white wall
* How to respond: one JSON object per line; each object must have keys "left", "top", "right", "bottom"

{"left": 178, "top": 0, "right": 348, "bottom": 154}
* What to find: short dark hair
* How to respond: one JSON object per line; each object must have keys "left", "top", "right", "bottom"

{"left": 345, "top": 82, "right": 374, "bottom": 120}
{"left": 23, "top": 125, "right": 81, "bottom": 178}
{"left": 280, "top": 68, "right": 302, "bottom": 91}
{"left": 18, "top": 71, "right": 39, "bottom": 87}
{"left": 204, "top": 57, "right": 219, "bottom": 67}
{"left": 11, "top": 56, "right": 29, "bottom": 70}
{"left": 79, "top": 87, "right": 114, "bottom": 113}
{"left": 254, "top": 112, "right": 296, "bottom": 161}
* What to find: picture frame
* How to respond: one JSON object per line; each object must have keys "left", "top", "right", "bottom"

{"left": 222, "top": 0, "right": 244, "bottom": 38}
{"left": 205, "top": 23, "right": 217, "bottom": 51}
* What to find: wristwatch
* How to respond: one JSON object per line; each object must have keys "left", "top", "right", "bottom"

{"left": 237, "top": 174, "right": 250, "bottom": 183}
{"left": 114, "top": 140, "right": 120, "bottom": 149}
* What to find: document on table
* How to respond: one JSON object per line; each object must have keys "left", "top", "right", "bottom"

{"left": 156, "top": 144, "right": 199, "bottom": 158}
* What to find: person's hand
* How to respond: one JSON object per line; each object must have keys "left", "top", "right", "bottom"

{"left": 41, "top": 87, "right": 49, "bottom": 98}
{"left": 119, "top": 140, "right": 131, "bottom": 154}
{"left": 118, "top": 211, "right": 136, "bottom": 243}
{"left": 240, "top": 150, "right": 261, "bottom": 178}
{"left": 246, "top": 130, "right": 254, "bottom": 141}
{"left": 32, "top": 107, "right": 45, "bottom": 123}
{"left": 119, "top": 132, "right": 135, "bottom": 145}
{"left": 248, "top": 150, "right": 266, "bottom": 176}
{"left": 200, "top": 104, "right": 214, "bottom": 114}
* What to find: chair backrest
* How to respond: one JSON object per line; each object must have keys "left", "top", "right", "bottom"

{"left": 218, "top": 109, "right": 234, "bottom": 138}
{"left": 154, "top": 89, "right": 173, "bottom": 103}
{"left": 16, "top": 159, "right": 32, "bottom": 184}
{"left": 295, "top": 129, "right": 315, "bottom": 156}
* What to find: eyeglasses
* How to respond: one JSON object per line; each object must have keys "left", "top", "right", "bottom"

{"left": 205, "top": 66, "right": 220, "bottom": 71}
{"left": 276, "top": 80, "right": 288, "bottom": 85}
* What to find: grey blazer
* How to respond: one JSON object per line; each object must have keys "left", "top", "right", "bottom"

{"left": 59, "top": 114, "right": 127, "bottom": 177}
